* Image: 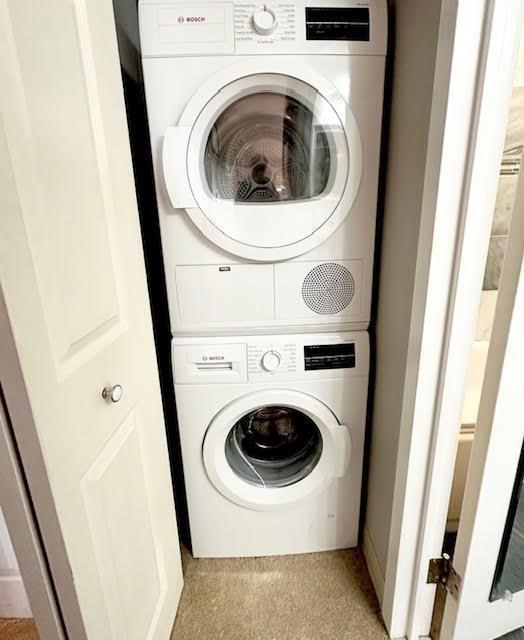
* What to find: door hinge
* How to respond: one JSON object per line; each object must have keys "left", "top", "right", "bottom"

{"left": 427, "top": 553, "right": 461, "bottom": 600}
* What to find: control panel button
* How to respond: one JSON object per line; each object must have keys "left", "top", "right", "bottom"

{"left": 252, "top": 7, "right": 277, "bottom": 36}
{"left": 261, "top": 350, "right": 281, "bottom": 372}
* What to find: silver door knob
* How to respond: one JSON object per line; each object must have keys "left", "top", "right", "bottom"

{"left": 102, "top": 384, "right": 123, "bottom": 403}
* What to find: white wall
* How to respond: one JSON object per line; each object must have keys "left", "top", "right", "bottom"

{"left": 0, "top": 507, "right": 31, "bottom": 618}
{"left": 365, "top": 0, "right": 442, "bottom": 591}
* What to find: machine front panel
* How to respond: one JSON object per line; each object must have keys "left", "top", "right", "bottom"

{"left": 140, "top": 1, "right": 387, "bottom": 57}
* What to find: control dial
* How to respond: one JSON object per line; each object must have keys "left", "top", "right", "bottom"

{"left": 261, "top": 350, "right": 281, "bottom": 372}
{"left": 252, "top": 6, "right": 277, "bottom": 36}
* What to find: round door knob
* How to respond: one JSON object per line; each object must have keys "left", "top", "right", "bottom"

{"left": 261, "top": 350, "right": 281, "bottom": 372}
{"left": 252, "top": 7, "right": 277, "bottom": 35}
{"left": 102, "top": 384, "right": 123, "bottom": 403}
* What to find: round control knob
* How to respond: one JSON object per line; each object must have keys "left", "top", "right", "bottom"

{"left": 252, "top": 7, "right": 277, "bottom": 36}
{"left": 261, "top": 350, "right": 281, "bottom": 372}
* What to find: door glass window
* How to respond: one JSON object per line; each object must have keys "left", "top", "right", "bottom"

{"left": 495, "top": 627, "right": 524, "bottom": 639}
{"left": 490, "top": 439, "right": 524, "bottom": 601}
{"left": 204, "top": 88, "right": 335, "bottom": 203}
{"left": 225, "top": 406, "right": 323, "bottom": 488}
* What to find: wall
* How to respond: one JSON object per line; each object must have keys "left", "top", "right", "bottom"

{"left": 364, "top": 0, "right": 442, "bottom": 595}
{"left": 483, "top": 29, "right": 524, "bottom": 295}
{"left": 477, "top": 31, "right": 524, "bottom": 335}
{"left": 0, "top": 508, "right": 31, "bottom": 618}
{"left": 484, "top": 89, "right": 524, "bottom": 292}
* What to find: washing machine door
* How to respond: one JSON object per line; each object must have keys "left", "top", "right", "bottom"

{"left": 163, "top": 61, "right": 362, "bottom": 261}
{"left": 202, "top": 389, "right": 351, "bottom": 511}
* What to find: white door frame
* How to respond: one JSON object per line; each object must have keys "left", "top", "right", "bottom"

{"left": 407, "top": 2, "right": 524, "bottom": 636}
{"left": 440, "top": 97, "right": 524, "bottom": 640}
{"left": 0, "top": 379, "right": 64, "bottom": 639}
{"left": 380, "top": 1, "right": 524, "bottom": 638}
{"left": 0, "top": 288, "right": 84, "bottom": 638}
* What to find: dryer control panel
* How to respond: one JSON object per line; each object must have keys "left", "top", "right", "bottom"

{"left": 232, "top": 0, "right": 385, "bottom": 54}
{"left": 139, "top": 0, "right": 387, "bottom": 57}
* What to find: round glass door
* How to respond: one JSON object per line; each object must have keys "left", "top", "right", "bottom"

{"left": 224, "top": 406, "right": 323, "bottom": 488}
{"left": 204, "top": 92, "right": 332, "bottom": 204}
{"left": 176, "top": 68, "right": 362, "bottom": 260}
{"left": 201, "top": 388, "right": 349, "bottom": 510}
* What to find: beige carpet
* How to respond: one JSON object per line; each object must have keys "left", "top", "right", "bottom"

{"left": 0, "top": 550, "right": 387, "bottom": 640}
{"left": 0, "top": 619, "right": 39, "bottom": 640}
{"left": 171, "top": 547, "right": 388, "bottom": 640}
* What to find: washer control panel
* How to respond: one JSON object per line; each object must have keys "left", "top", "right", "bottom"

{"left": 305, "top": 7, "right": 370, "bottom": 41}
{"left": 304, "top": 343, "right": 356, "bottom": 370}
{"left": 247, "top": 336, "right": 359, "bottom": 380}
{"left": 234, "top": 2, "right": 297, "bottom": 44}
{"left": 261, "top": 350, "right": 282, "bottom": 371}
{"left": 252, "top": 6, "right": 278, "bottom": 35}
{"left": 173, "top": 333, "right": 369, "bottom": 384}
{"left": 248, "top": 342, "right": 297, "bottom": 376}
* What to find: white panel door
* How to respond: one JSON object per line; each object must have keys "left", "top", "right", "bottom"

{"left": 0, "top": 1, "right": 183, "bottom": 639}
{"left": 440, "top": 145, "right": 524, "bottom": 639}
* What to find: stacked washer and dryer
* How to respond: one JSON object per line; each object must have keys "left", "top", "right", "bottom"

{"left": 139, "top": 0, "right": 387, "bottom": 557}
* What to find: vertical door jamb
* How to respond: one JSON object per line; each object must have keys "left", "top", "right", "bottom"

{"left": 404, "top": 1, "right": 523, "bottom": 637}
{"left": 379, "top": 1, "right": 524, "bottom": 637}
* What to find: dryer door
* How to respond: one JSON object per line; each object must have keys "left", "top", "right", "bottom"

{"left": 163, "top": 62, "right": 362, "bottom": 261}
{"left": 202, "top": 389, "right": 351, "bottom": 511}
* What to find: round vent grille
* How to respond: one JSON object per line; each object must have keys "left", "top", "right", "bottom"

{"left": 302, "top": 263, "right": 355, "bottom": 315}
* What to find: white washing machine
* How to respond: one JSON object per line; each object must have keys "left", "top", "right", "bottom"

{"left": 139, "top": 0, "right": 387, "bottom": 335}
{"left": 173, "top": 331, "right": 369, "bottom": 557}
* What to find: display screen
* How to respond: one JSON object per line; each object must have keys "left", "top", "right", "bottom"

{"left": 304, "top": 343, "right": 356, "bottom": 370}
{"left": 305, "top": 7, "right": 370, "bottom": 41}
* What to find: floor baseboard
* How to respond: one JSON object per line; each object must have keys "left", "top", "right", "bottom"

{"left": 362, "top": 525, "right": 385, "bottom": 606}
{"left": 0, "top": 575, "right": 32, "bottom": 618}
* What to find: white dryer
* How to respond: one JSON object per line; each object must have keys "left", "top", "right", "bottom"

{"left": 173, "top": 332, "right": 369, "bottom": 557}
{"left": 139, "top": 1, "right": 387, "bottom": 335}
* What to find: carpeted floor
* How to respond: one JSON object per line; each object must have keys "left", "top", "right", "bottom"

{"left": 171, "top": 547, "right": 388, "bottom": 640}
{"left": 1, "top": 549, "right": 388, "bottom": 640}
{"left": 0, "top": 618, "right": 39, "bottom": 640}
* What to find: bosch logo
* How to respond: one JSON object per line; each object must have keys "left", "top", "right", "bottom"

{"left": 209, "top": 355, "right": 225, "bottom": 361}
{"left": 177, "top": 15, "right": 184, "bottom": 23}
{"left": 182, "top": 16, "right": 206, "bottom": 22}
